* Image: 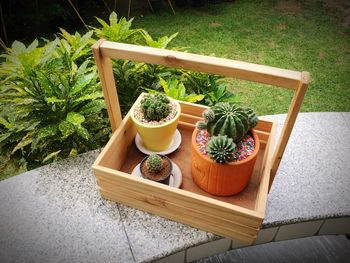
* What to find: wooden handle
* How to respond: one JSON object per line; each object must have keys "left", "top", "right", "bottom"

{"left": 92, "top": 39, "right": 122, "bottom": 131}
{"left": 270, "top": 72, "right": 309, "bottom": 190}
{"left": 100, "top": 41, "right": 301, "bottom": 90}
{"left": 92, "top": 40, "right": 309, "bottom": 188}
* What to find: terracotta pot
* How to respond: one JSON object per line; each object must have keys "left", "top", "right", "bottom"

{"left": 131, "top": 96, "right": 181, "bottom": 152}
{"left": 191, "top": 128, "right": 260, "bottom": 196}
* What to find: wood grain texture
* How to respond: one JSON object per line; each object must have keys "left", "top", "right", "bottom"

{"left": 270, "top": 72, "right": 310, "bottom": 188}
{"left": 91, "top": 39, "right": 308, "bottom": 242}
{"left": 92, "top": 102, "right": 278, "bottom": 243}
{"left": 99, "top": 41, "right": 301, "bottom": 89}
{"left": 92, "top": 39, "right": 122, "bottom": 131}
{"left": 255, "top": 120, "right": 277, "bottom": 214}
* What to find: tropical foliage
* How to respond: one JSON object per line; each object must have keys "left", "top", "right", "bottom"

{"left": 0, "top": 35, "right": 109, "bottom": 173}
{"left": 0, "top": 11, "right": 236, "bottom": 179}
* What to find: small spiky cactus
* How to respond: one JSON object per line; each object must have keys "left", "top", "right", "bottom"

{"left": 141, "top": 93, "right": 171, "bottom": 121}
{"left": 196, "top": 121, "right": 207, "bottom": 130}
{"left": 206, "top": 102, "right": 258, "bottom": 142}
{"left": 206, "top": 135, "right": 236, "bottom": 163}
{"left": 146, "top": 154, "right": 163, "bottom": 173}
{"left": 243, "top": 107, "right": 258, "bottom": 129}
{"left": 203, "top": 109, "right": 215, "bottom": 122}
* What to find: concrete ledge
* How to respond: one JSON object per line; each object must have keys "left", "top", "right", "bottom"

{"left": 0, "top": 112, "right": 349, "bottom": 263}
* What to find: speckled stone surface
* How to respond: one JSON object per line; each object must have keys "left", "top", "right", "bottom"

{"left": 262, "top": 112, "right": 350, "bottom": 227}
{"left": 0, "top": 113, "right": 349, "bottom": 263}
{"left": 118, "top": 204, "right": 217, "bottom": 263}
{"left": 0, "top": 151, "right": 134, "bottom": 263}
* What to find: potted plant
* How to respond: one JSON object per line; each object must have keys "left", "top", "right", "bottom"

{"left": 131, "top": 93, "right": 181, "bottom": 151}
{"left": 140, "top": 154, "right": 172, "bottom": 185}
{"left": 191, "top": 102, "right": 260, "bottom": 196}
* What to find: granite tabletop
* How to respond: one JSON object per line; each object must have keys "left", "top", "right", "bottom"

{"left": 1, "top": 112, "right": 349, "bottom": 263}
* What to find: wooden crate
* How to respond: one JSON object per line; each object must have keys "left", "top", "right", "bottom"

{"left": 91, "top": 40, "right": 309, "bottom": 244}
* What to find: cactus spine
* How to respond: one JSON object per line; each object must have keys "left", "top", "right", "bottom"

{"left": 146, "top": 154, "right": 163, "bottom": 173}
{"left": 203, "top": 109, "right": 215, "bottom": 122}
{"left": 206, "top": 102, "right": 258, "bottom": 142}
{"left": 141, "top": 93, "right": 171, "bottom": 122}
{"left": 196, "top": 121, "right": 207, "bottom": 130}
{"left": 243, "top": 107, "right": 258, "bottom": 129}
{"left": 206, "top": 135, "right": 236, "bottom": 163}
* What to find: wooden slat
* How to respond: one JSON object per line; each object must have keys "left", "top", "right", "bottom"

{"left": 255, "top": 117, "right": 274, "bottom": 133}
{"left": 100, "top": 41, "right": 301, "bottom": 90}
{"left": 179, "top": 112, "right": 202, "bottom": 125}
{"left": 97, "top": 179, "right": 259, "bottom": 236}
{"left": 91, "top": 39, "right": 309, "bottom": 242}
{"left": 255, "top": 121, "right": 277, "bottom": 213}
{"left": 101, "top": 189, "right": 258, "bottom": 245}
{"left": 270, "top": 72, "right": 310, "bottom": 188}
{"left": 93, "top": 95, "right": 143, "bottom": 168}
{"left": 92, "top": 40, "right": 122, "bottom": 131}
{"left": 178, "top": 121, "right": 195, "bottom": 130}
{"left": 93, "top": 166, "right": 263, "bottom": 225}
{"left": 180, "top": 101, "right": 208, "bottom": 116}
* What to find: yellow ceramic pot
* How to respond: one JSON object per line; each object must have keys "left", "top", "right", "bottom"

{"left": 131, "top": 97, "right": 181, "bottom": 152}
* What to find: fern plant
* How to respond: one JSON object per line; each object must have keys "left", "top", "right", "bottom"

{"left": 0, "top": 37, "right": 110, "bottom": 171}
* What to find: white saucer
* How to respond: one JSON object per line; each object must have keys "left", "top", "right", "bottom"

{"left": 135, "top": 129, "right": 181, "bottom": 155}
{"left": 131, "top": 161, "right": 182, "bottom": 188}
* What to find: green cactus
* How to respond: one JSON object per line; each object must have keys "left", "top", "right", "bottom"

{"left": 203, "top": 109, "right": 215, "bottom": 122}
{"left": 146, "top": 154, "right": 163, "bottom": 173}
{"left": 196, "top": 121, "right": 207, "bottom": 130}
{"left": 206, "top": 102, "right": 258, "bottom": 142}
{"left": 243, "top": 107, "right": 259, "bottom": 129}
{"left": 206, "top": 135, "right": 236, "bottom": 163}
{"left": 141, "top": 93, "right": 171, "bottom": 121}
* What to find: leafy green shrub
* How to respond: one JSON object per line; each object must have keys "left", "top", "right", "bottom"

{"left": 92, "top": 12, "right": 141, "bottom": 44}
{"left": 141, "top": 30, "right": 178, "bottom": 49}
{"left": 183, "top": 73, "right": 237, "bottom": 106}
{"left": 112, "top": 60, "right": 144, "bottom": 115}
{"left": 0, "top": 11, "right": 239, "bottom": 179}
{"left": 159, "top": 77, "right": 204, "bottom": 103}
{"left": 92, "top": 12, "right": 236, "bottom": 114}
{"left": 0, "top": 37, "right": 110, "bottom": 171}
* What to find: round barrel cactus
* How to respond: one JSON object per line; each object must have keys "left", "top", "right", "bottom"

{"left": 146, "top": 154, "right": 163, "bottom": 173}
{"left": 206, "top": 102, "right": 258, "bottom": 142}
{"left": 206, "top": 135, "right": 236, "bottom": 163}
{"left": 203, "top": 109, "right": 215, "bottom": 122}
{"left": 141, "top": 93, "right": 170, "bottom": 122}
{"left": 243, "top": 107, "right": 259, "bottom": 129}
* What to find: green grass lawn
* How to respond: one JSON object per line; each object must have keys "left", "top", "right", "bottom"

{"left": 1, "top": 0, "right": 349, "bottom": 181}
{"left": 133, "top": 0, "right": 350, "bottom": 115}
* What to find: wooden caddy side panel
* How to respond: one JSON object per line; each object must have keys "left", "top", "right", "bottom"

{"left": 96, "top": 173, "right": 260, "bottom": 244}
{"left": 92, "top": 101, "right": 276, "bottom": 244}
{"left": 91, "top": 40, "right": 309, "bottom": 242}
{"left": 93, "top": 40, "right": 309, "bottom": 187}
